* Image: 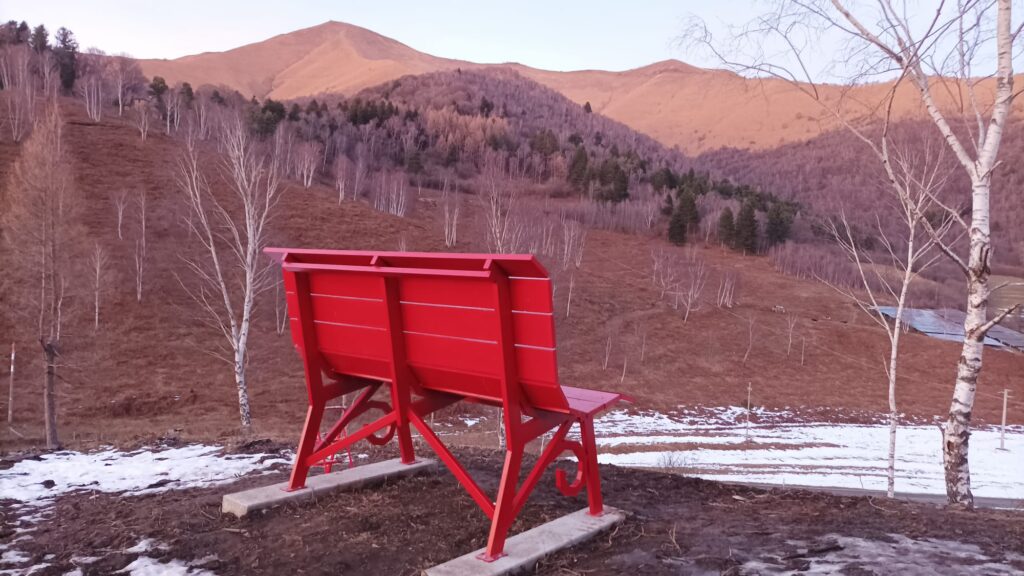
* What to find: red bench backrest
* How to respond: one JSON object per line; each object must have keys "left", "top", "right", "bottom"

{"left": 269, "top": 249, "right": 570, "bottom": 414}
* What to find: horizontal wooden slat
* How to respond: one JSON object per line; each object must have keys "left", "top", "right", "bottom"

{"left": 511, "top": 312, "right": 556, "bottom": 348}
{"left": 314, "top": 322, "right": 389, "bottom": 361}
{"left": 401, "top": 302, "right": 499, "bottom": 342}
{"left": 509, "top": 278, "right": 553, "bottom": 313}
{"left": 308, "top": 272, "right": 383, "bottom": 301}
{"left": 404, "top": 331, "right": 501, "bottom": 378}
{"left": 310, "top": 294, "right": 387, "bottom": 329}
{"left": 410, "top": 366, "right": 501, "bottom": 402}
{"left": 400, "top": 276, "right": 495, "bottom": 309}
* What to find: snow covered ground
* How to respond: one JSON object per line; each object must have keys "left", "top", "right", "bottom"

{"left": 0, "top": 444, "right": 289, "bottom": 575}
{"left": 590, "top": 408, "right": 1024, "bottom": 501}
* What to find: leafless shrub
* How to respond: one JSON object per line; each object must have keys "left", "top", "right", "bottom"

{"left": 372, "top": 171, "right": 409, "bottom": 217}
{"left": 560, "top": 217, "right": 586, "bottom": 270}
{"left": 678, "top": 260, "right": 708, "bottom": 322}
{"left": 717, "top": 272, "right": 739, "bottom": 308}
{"left": 78, "top": 49, "right": 106, "bottom": 123}
{"left": 132, "top": 100, "right": 151, "bottom": 142}
{"left": 273, "top": 272, "right": 288, "bottom": 336}
{"left": 743, "top": 316, "right": 755, "bottom": 364}
{"left": 89, "top": 243, "right": 109, "bottom": 331}
{"left": 113, "top": 191, "right": 128, "bottom": 240}
{"left": 481, "top": 155, "right": 524, "bottom": 254}
{"left": 443, "top": 196, "right": 459, "bottom": 248}
{"left": 296, "top": 140, "right": 320, "bottom": 189}
{"left": 786, "top": 314, "right": 798, "bottom": 357}
{"left": 133, "top": 191, "right": 147, "bottom": 302}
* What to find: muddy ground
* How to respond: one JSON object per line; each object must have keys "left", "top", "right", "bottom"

{"left": 2, "top": 445, "right": 1022, "bottom": 576}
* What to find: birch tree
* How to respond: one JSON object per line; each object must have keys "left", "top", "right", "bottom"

{"left": 176, "top": 118, "right": 284, "bottom": 429}
{"left": 481, "top": 152, "right": 523, "bottom": 254}
{"left": 1, "top": 104, "right": 82, "bottom": 449}
{"left": 691, "top": 0, "right": 1021, "bottom": 509}
{"left": 89, "top": 243, "right": 109, "bottom": 331}
{"left": 823, "top": 140, "right": 953, "bottom": 497}
{"left": 77, "top": 48, "right": 106, "bottom": 123}
{"left": 133, "top": 100, "right": 151, "bottom": 142}
{"left": 109, "top": 53, "right": 143, "bottom": 116}
{"left": 1, "top": 44, "right": 33, "bottom": 142}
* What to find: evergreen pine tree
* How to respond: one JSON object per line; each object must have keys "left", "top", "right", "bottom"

{"left": 53, "top": 27, "right": 78, "bottom": 92}
{"left": 567, "top": 146, "right": 589, "bottom": 190}
{"left": 677, "top": 190, "right": 700, "bottom": 229}
{"left": 765, "top": 203, "right": 793, "bottom": 246}
{"left": 668, "top": 205, "right": 688, "bottom": 246}
{"left": 735, "top": 202, "right": 759, "bottom": 253}
{"left": 718, "top": 207, "right": 735, "bottom": 247}
{"left": 29, "top": 24, "right": 47, "bottom": 53}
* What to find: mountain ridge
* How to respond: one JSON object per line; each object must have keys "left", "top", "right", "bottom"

{"left": 138, "top": 20, "right": 1008, "bottom": 154}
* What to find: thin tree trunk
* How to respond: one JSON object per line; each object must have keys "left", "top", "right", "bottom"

{"left": 942, "top": 197, "right": 991, "bottom": 507}
{"left": 886, "top": 315, "right": 903, "bottom": 499}
{"left": 7, "top": 342, "right": 14, "bottom": 425}
{"left": 234, "top": 349, "right": 252, "bottom": 430}
{"left": 42, "top": 342, "right": 59, "bottom": 449}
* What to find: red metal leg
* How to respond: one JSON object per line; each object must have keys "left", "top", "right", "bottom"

{"left": 288, "top": 400, "right": 326, "bottom": 491}
{"left": 578, "top": 416, "right": 604, "bottom": 515}
{"left": 481, "top": 445, "right": 524, "bottom": 561}
{"left": 390, "top": 377, "right": 416, "bottom": 464}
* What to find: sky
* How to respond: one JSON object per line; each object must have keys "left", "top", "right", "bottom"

{"left": 3, "top": 0, "right": 764, "bottom": 71}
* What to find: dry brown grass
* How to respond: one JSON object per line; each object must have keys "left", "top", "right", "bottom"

{"left": 0, "top": 98, "right": 1021, "bottom": 451}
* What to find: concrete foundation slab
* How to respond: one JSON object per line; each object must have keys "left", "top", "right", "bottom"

{"left": 222, "top": 458, "right": 436, "bottom": 517}
{"left": 424, "top": 506, "right": 626, "bottom": 576}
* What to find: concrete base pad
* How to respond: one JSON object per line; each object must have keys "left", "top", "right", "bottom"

{"left": 222, "top": 458, "right": 436, "bottom": 517}
{"left": 424, "top": 506, "right": 626, "bottom": 576}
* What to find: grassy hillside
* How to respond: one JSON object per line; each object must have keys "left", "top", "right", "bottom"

{"left": 0, "top": 98, "right": 1020, "bottom": 451}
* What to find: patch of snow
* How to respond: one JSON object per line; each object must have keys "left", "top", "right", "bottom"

{"left": 0, "top": 444, "right": 286, "bottom": 576}
{"left": 593, "top": 410, "right": 1024, "bottom": 500}
{"left": 462, "top": 417, "right": 484, "bottom": 428}
{"left": 187, "top": 555, "right": 218, "bottom": 567}
{"left": 62, "top": 570, "right": 83, "bottom": 576}
{"left": 124, "top": 540, "right": 168, "bottom": 554}
{"left": 117, "top": 556, "right": 216, "bottom": 576}
{"left": 744, "top": 533, "right": 1024, "bottom": 575}
{"left": 0, "top": 551, "right": 29, "bottom": 565}
{"left": 0, "top": 445, "right": 290, "bottom": 507}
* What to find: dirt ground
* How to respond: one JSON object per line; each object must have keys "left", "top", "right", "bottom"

{"left": 1, "top": 445, "right": 1021, "bottom": 576}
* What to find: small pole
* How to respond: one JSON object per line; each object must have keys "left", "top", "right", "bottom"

{"left": 801, "top": 337, "right": 806, "bottom": 366}
{"left": 745, "top": 382, "right": 752, "bottom": 442}
{"left": 999, "top": 389, "right": 1010, "bottom": 451}
{"left": 6, "top": 340, "right": 13, "bottom": 426}
{"left": 565, "top": 273, "right": 574, "bottom": 318}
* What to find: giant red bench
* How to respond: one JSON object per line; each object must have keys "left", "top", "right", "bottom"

{"left": 267, "top": 248, "right": 627, "bottom": 561}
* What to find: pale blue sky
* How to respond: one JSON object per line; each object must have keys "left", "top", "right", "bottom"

{"left": 4, "top": 0, "right": 1006, "bottom": 80}
{"left": 4, "top": 0, "right": 756, "bottom": 71}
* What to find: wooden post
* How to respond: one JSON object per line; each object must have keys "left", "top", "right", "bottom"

{"left": 745, "top": 382, "right": 752, "bottom": 442}
{"left": 999, "top": 389, "right": 1010, "bottom": 451}
{"left": 6, "top": 342, "right": 13, "bottom": 424}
